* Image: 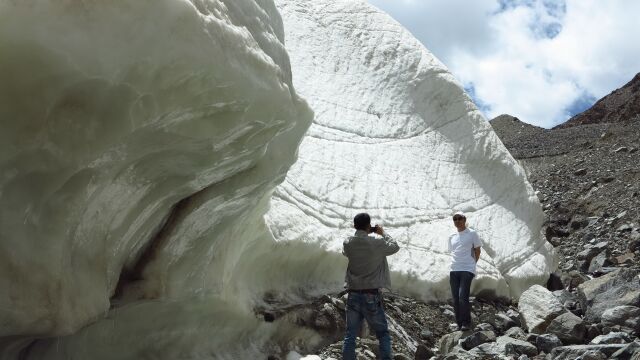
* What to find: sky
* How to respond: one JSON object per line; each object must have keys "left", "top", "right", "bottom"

{"left": 367, "top": 0, "right": 640, "bottom": 128}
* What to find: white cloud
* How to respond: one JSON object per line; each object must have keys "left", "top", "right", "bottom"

{"left": 368, "top": 0, "right": 640, "bottom": 128}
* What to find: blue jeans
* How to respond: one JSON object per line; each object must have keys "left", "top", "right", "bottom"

{"left": 450, "top": 271, "right": 475, "bottom": 328}
{"left": 342, "top": 291, "right": 392, "bottom": 360}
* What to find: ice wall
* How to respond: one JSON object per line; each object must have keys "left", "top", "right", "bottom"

{"left": 0, "top": 0, "right": 317, "bottom": 358}
{"left": 268, "top": 0, "right": 557, "bottom": 300}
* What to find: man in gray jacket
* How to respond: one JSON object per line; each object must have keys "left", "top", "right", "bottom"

{"left": 342, "top": 212, "right": 400, "bottom": 360}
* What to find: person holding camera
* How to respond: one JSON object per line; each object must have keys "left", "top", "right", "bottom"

{"left": 342, "top": 212, "right": 400, "bottom": 360}
{"left": 448, "top": 212, "right": 482, "bottom": 331}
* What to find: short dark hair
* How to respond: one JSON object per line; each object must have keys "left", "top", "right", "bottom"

{"left": 353, "top": 213, "right": 371, "bottom": 231}
{"left": 452, "top": 214, "right": 466, "bottom": 221}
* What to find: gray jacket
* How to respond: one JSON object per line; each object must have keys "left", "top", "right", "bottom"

{"left": 343, "top": 230, "right": 400, "bottom": 290}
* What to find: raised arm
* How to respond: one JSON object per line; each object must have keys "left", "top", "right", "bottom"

{"left": 376, "top": 226, "right": 399, "bottom": 255}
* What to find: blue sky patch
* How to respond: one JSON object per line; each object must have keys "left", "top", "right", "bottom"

{"left": 566, "top": 92, "right": 597, "bottom": 118}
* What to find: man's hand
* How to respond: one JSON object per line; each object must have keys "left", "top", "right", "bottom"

{"left": 375, "top": 225, "right": 384, "bottom": 235}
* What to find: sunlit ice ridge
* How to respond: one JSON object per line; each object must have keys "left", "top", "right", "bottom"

{"left": 0, "top": 0, "right": 555, "bottom": 358}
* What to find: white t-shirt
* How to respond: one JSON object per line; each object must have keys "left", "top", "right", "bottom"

{"left": 448, "top": 228, "right": 482, "bottom": 274}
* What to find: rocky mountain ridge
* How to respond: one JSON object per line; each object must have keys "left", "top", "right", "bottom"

{"left": 555, "top": 73, "right": 640, "bottom": 129}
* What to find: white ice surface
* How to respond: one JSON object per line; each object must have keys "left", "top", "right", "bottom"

{"left": 268, "top": 0, "right": 557, "bottom": 301}
{"left": 0, "top": 0, "right": 319, "bottom": 357}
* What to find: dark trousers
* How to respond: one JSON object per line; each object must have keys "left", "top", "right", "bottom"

{"left": 449, "top": 271, "right": 475, "bottom": 328}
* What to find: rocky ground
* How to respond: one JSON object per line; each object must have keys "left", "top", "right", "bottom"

{"left": 262, "top": 74, "right": 640, "bottom": 360}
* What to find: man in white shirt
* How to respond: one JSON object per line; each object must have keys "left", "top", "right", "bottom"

{"left": 448, "top": 212, "right": 482, "bottom": 331}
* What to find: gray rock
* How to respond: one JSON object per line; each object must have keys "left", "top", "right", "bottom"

{"left": 393, "top": 354, "right": 412, "bottom": 360}
{"left": 577, "top": 242, "right": 609, "bottom": 272}
{"left": 586, "top": 324, "right": 602, "bottom": 341}
{"left": 610, "top": 341, "right": 640, "bottom": 359}
{"left": 536, "top": 333, "right": 563, "bottom": 353}
{"left": 494, "top": 313, "right": 518, "bottom": 332}
{"left": 475, "top": 323, "right": 494, "bottom": 332}
{"left": 439, "top": 331, "right": 464, "bottom": 355}
{"left": 443, "top": 309, "right": 456, "bottom": 318}
{"left": 468, "top": 335, "right": 537, "bottom": 358}
{"left": 467, "top": 342, "right": 498, "bottom": 358}
{"left": 578, "top": 350, "right": 608, "bottom": 360}
{"left": 460, "top": 330, "right": 496, "bottom": 350}
{"left": 575, "top": 168, "right": 588, "bottom": 176}
{"left": 553, "top": 289, "right": 573, "bottom": 302}
{"left": 420, "top": 329, "right": 434, "bottom": 341}
{"left": 506, "top": 309, "right": 521, "bottom": 324}
{"left": 505, "top": 326, "right": 527, "bottom": 340}
{"left": 414, "top": 343, "right": 434, "bottom": 360}
{"left": 590, "top": 331, "right": 632, "bottom": 344}
{"left": 548, "top": 344, "right": 627, "bottom": 359}
{"left": 519, "top": 285, "right": 566, "bottom": 333}
{"left": 546, "top": 310, "right": 587, "bottom": 344}
{"left": 618, "top": 223, "right": 634, "bottom": 232}
{"left": 571, "top": 215, "right": 589, "bottom": 230}
{"left": 588, "top": 251, "right": 610, "bottom": 273}
{"left": 505, "top": 339, "right": 539, "bottom": 357}
{"left": 562, "top": 271, "right": 589, "bottom": 290}
{"left": 578, "top": 268, "right": 640, "bottom": 322}
{"left": 444, "top": 346, "right": 478, "bottom": 360}
{"left": 601, "top": 305, "right": 640, "bottom": 331}
{"left": 525, "top": 333, "right": 539, "bottom": 345}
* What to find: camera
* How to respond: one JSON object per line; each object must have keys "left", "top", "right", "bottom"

{"left": 370, "top": 225, "right": 379, "bottom": 233}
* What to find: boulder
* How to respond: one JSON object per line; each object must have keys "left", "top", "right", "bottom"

{"left": 601, "top": 305, "right": 640, "bottom": 332}
{"left": 494, "top": 313, "right": 518, "bottom": 332}
{"left": 546, "top": 312, "right": 587, "bottom": 344}
{"left": 548, "top": 344, "right": 627, "bottom": 359}
{"left": 504, "top": 339, "right": 538, "bottom": 357}
{"left": 586, "top": 324, "right": 602, "bottom": 341}
{"left": 465, "top": 335, "right": 538, "bottom": 358}
{"left": 536, "top": 333, "right": 563, "bottom": 353}
{"left": 561, "top": 270, "right": 589, "bottom": 290}
{"left": 578, "top": 269, "right": 640, "bottom": 322}
{"left": 587, "top": 251, "right": 610, "bottom": 273}
{"left": 467, "top": 342, "right": 498, "bottom": 358}
{"left": 419, "top": 329, "right": 434, "bottom": 341}
{"left": 460, "top": 331, "right": 496, "bottom": 350}
{"left": 414, "top": 343, "right": 434, "bottom": 360}
{"left": 442, "top": 346, "right": 478, "bottom": 360}
{"left": 610, "top": 341, "right": 640, "bottom": 359}
{"left": 475, "top": 323, "right": 494, "bottom": 332}
{"left": 439, "top": 331, "right": 464, "bottom": 355}
{"left": 505, "top": 327, "right": 527, "bottom": 340}
{"left": 518, "top": 285, "right": 566, "bottom": 333}
{"left": 576, "top": 242, "right": 609, "bottom": 272}
{"left": 590, "top": 332, "right": 632, "bottom": 345}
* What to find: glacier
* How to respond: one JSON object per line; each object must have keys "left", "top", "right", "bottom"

{"left": 267, "top": 0, "right": 557, "bottom": 301}
{"left": 0, "top": 0, "right": 555, "bottom": 358}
